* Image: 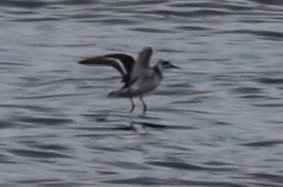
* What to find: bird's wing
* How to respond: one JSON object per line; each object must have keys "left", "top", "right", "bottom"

{"left": 78, "top": 53, "right": 135, "bottom": 84}
{"left": 130, "top": 47, "right": 153, "bottom": 84}
{"left": 104, "top": 53, "right": 135, "bottom": 76}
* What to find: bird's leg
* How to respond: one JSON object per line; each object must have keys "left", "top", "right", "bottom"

{"left": 129, "top": 97, "right": 135, "bottom": 113}
{"left": 130, "top": 121, "right": 137, "bottom": 132}
{"left": 140, "top": 95, "right": 147, "bottom": 114}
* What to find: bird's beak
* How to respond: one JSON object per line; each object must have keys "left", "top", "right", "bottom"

{"left": 170, "top": 64, "right": 180, "bottom": 69}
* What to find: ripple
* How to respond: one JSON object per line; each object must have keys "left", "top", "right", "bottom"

{"left": 32, "top": 143, "right": 71, "bottom": 152}
{"left": 130, "top": 27, "right": 175, "bottom": 33}
{"left": 231, "top": 86, "right": 266, "bottom": 99}
{"left": 145, "top": 9, "right": 230, "bottom": 18}
{"left": 247, "top": 31, "right": 283, "bottom": 40}
{"left": 133, "top": 121, "right": 197, "bottom": 130}
{"left": 102, "top": 0, "right": 168, "bottom": 7}
{"left": 0, "top": 61, "right": 32, "bottom": 67}
{"left": 249, "top": 172, "right": 283, "bottom": 184}
{"left": 213, "top": 121, "right": 234, "bottom": 126}
{"left": 17, "top": 179, "right": 79, "bottom": 187}
{"left": 1, "top": 0, "right": 49, "bottom": 8}
{"left": 103, "top": 177, "right": 247, "bottom": 187}
{"left": 0, "top": 120, "right": 20, "bottom": 129}
{"left": 147, "top": 161, "right": 238, "bottom": 172}
{"left": 103, "top": 177, "right": 166, "bottom": 185}
{"left": 0, "top": 104, "right": 57, "bottom": 112}
{"left": 15, "top": 93, "right": 84, "bottom": 100}
{"left": 219, "top": 30, "right": 283, "bottom": 40}
{"left": 92, "top": 18, "right": 138, "bottom": 25}
{"left": 169, "top": 2, "right": 253, "bottom": 11}
{"left": 8, "top": 148, "right": 70, "bottom": 159}
{"left": 232, "top": 87, "right": 263, "bottom": 94}
{"left": 106, "top": 161, "right": 149, "bottom": 170}
{"left": 147, "top": 161, "right": 206, "bottom": 170}
{"left": 239, "top": 140, "right": 283, "bottom": 147}
{"left": 12, "top": 17, "right": 61, "bottom": 22}
{"left": 16, "top": 116, "right": 73, "bottom": 126}
{"left": 59, "top": 0, "right": 96, "bottom": 5}
{"left": 175, "top": 25, "right": 212, "bottom": 31}
{"left": 250, "top": 0, "right": 283, "bottom": 6}
{"left": 253, "top": 103, "right": 283, "bottom": 108}
{"left": 0, "top": 153, "right": 15, "bottom": 164}
{"left": 258, "top": 77, "right": 283, "bottom": 84}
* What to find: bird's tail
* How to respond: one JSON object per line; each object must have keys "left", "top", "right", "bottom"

{"left": 108, "top": 88, "right": 129, "bottom": 97}
{"left": 108, "top": 90, "right": 119, "bottom": 97}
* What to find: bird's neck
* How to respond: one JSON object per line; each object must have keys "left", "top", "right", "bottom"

{"left": 153, "top": 64, "right": 163, "bottom": 79}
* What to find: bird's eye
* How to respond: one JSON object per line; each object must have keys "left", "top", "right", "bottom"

{"left": 162, "top": 61, "right": 170, "bottom": 65}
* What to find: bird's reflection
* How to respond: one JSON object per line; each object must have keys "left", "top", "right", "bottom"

{"left": 81, "top": 110, "right": 193, "bottom": 132}
{"left": 129, "top": 121, "right": 167, "bottom": 132}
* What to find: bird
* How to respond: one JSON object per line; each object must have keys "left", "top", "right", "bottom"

{"left": 78, "top": 47, "right": 179, "bottom": 114}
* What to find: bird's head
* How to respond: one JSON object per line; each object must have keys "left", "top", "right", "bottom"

{"left": 158, "top": 60, "right": 179, "bottom": 70}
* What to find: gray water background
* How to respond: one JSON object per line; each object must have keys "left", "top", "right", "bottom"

{"left": 1, "top": 0, "right": 283, "bottom": 186}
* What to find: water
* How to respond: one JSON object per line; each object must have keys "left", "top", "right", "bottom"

{"left": 1, "top": 0, "right": 283, "bottom": 186}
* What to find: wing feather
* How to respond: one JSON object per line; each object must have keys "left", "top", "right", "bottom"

{"left": 130, "top": 47, "right": 153, "bottom": 84}
{"left": 78, "top": 53, "right": 135, "bottom": 85}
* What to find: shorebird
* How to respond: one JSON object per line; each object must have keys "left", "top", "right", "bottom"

{"left": 78, "top": 47, "right": 179, "bottom": 114}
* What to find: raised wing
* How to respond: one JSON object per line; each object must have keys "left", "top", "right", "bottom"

{"left": 78, "top": 53, "right": 135, "bottom": 84}
{"left": 130, "top": 47, "right": 153, "bottom": 84}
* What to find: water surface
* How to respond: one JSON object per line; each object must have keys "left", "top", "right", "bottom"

{"left": 1, "top": 0, "right": 283, "bottom": 186}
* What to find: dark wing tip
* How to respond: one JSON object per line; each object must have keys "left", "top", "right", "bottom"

{"left": 78, "top": 57, "right": 97, "bottom": 65}
{"left": 78, "top": 59, "right": 88, "bottom": 65}
{"left": 78, "top": 56, "right": 114, "bottom": 66}
{"left": 143, "top": 46, "right": 153, "bottom": 55}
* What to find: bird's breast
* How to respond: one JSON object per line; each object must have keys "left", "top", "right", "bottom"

{"left": 129, "top": 73, "right": 161, "bottom": 95}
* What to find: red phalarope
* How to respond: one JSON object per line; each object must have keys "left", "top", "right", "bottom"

{"left": 78, "top": 47, "right": 179, "bottom": 114}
